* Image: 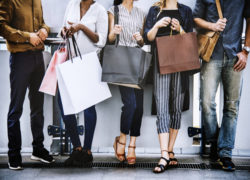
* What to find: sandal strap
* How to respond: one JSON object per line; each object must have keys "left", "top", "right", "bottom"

{"left": 160, "top": 157, "right": 170, "bottom": 164}
{"left": 118, "top": 141, "right": 126, "bottom": 146}
{"left": 168, "top": 151, "right": 175, "bottom": 155}
{"left": 127, "top": 157, "right": 136, "bottom": 160}
{"left": 156, "top": 164, "right": 165, "bottom": 171}
{"left": 170, "top": 158, "right": 178, "bottom": 162}
{"left": 128, "top": 146, "right": 136, "bottom": 149}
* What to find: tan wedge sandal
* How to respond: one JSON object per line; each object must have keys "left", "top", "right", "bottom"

{"left": 127, "top": 146, "right": 136, "bottom": 165}
{"left": 113, "top": 136, "right": 126, "bottom": 162}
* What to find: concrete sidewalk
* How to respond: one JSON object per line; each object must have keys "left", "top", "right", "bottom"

{"left": 0, "top": 154, "right": 250, "bottom": 180}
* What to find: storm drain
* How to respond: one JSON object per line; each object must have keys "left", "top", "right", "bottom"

{"left": 0, "top": 162, "right": 250, "bottom": 170}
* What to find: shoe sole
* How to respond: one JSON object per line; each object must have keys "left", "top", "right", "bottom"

{"left": 8, "top": 163, "right": 23, "bottom": 170}
{"left": 218, "top": 161, "right": 235, "bottom": 172}
{"left": 31, "top": 155, "right": 55, "bottom": 164}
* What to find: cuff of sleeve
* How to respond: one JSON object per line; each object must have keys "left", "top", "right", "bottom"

{"left": 22, "top": 31, "right": 30, "bottom": 43}
{"left": 41, "top": 25, "right": 50, "bottom": 34}
{"left": 94, "top": 33, "right": 106, "bottom": 48}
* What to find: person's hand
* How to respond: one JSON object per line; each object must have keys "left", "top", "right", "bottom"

{"left": 61, "top": 26, "right": 69, "bottom": 38}
{"left": 29, "top": 33, "right": 43, "bottom": 46}
{"left": 154, "top": 17, "right": 171, "bottom": 29}
{"left": 171, "top": 18, "right": 181, "bottom": 32}
{"left": 112, "top": 24, "right": 122, "bottom": 35}
{"left": 133, "top": 32, "right": 143, "bottom": 42}
{"left": 67, "top": 21, "right": 81, "bottom": 36}
{"left": 37, "top": 28, "right": 48, "bottom": 41}
{"left": 234, "top": 51, "right": 248, "bottom": 71}
{"left": 211, "top": 18, "right": 227, "bottom": 32}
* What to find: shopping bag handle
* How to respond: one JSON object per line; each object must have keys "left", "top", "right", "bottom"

{"left": 66, "top": 38, "right": 73, "bottom": 63}
{"left": 72, "top": 35, "right": 82, "bottom": 60}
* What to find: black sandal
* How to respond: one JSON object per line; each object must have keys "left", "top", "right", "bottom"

{"left": 169, "top": 151, "right": 178, "bottom": 167}
{"left": 153, "top": 156, "right": 170, "bottom": 173}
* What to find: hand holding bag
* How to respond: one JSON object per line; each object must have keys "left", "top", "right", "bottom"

{"left": 156, "top": 30, "right": 200, "bottom": 75}
{"left": 197, "top": 0, "right": 223, "bottom": 62}
{"left": 101, "top": 6, "right": 152, "bottom": 89}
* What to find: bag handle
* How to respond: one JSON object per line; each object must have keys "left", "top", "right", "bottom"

{"left": 72, "top": 35, "right": 82, "bottom": 60}
{"left": 215, "top": 0, "right": 223, "bottom": 19}
{"left": 66, "top": 38, "right": 73, "bottom": 62}
{"left": 114, "top": 5, "right": 119, "bottom": 47}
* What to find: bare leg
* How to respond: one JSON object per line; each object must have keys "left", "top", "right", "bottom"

{"left": 154, "top": 133, "right": 170, "bottom": 172}
{"left": 168, "top": 128, "right": 179, "bottom": 165}
{"left": 128, "top": 136, "right": 136, "bottom": 157}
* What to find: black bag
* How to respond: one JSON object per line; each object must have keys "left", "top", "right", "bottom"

{"left": 101, "top": 6, "right": 152, "bottom": 89}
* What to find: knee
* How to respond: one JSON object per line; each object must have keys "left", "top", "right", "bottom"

{"left": 201, "top": 98, "right": 216, "bottom": 114}
{"left": 224, "top": 100, "right": 240, "bottom": 116}
{"left": 122, "top": 99, "right": 137, "bottom": 112}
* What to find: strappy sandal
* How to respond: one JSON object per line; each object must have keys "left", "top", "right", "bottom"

{"left": 153, "top": 156, "right": 170, "bottom": 173}
{"left": 169, "top": 151, "right": 178, "bottom": 167}
{"left": 127, "top": 146, "right": 136, "bottom": 165}
{"left": 113, "top": 136, "right": 126, "bottom": 162}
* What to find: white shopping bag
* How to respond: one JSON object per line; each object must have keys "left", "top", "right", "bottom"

{"left": 56, "top": 51, "right": 112, "bottom": 115}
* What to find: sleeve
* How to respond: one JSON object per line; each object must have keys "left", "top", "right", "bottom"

{"left": 108, "top": 6, "right": 114, "bottom": 15}
{"left": 185, "top": 8, "right": 194, "bottom": 33}
{"left": 193, "top": 0, "right": 206, "bottom": 19}
{"left": 0, "top": 0, "right": 30, "bottom": 43}
{"left": 244, "top": 0, "right": 250, "bottom": 19}
{"left": 40, "top": 4, "right": 50, "bottom": 34}
{"left": 143, "top": 6, "right": 156, "bottom": 44}
{"left": 94, "top": 6, "right": 108, "bottom": 48}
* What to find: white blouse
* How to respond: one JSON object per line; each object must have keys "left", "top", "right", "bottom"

{"left": 61, "top": 0, "right": 108, "bottom": 55}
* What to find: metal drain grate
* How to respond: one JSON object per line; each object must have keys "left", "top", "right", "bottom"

{"left": 1, "top": 162, "right": 250, "bottom": 170}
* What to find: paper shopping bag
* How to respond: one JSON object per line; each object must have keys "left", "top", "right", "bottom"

{"left": 39, "top": 48, "right": 68, "bottom": 96}
{"left": 56, "top": 51, "right": 112, "bottom": 115}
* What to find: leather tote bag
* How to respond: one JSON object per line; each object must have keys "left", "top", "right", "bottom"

{"left": 101, "top": 6, "right": 152, "bottom": 89}
{"left": 156, "top": 31, "right": 200, "bottom": 74}
{"left": 197, "top": 0, "right": 223, "bottom": 62}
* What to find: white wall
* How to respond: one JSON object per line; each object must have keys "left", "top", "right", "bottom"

{"left": 0, "top": 0, "right": 249, "bottom": 155}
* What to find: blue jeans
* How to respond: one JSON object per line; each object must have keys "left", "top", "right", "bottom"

{"left": 119, "top": 86, "right": 144, "bottom": 137}
{"left": 200, "top": 56, "right": 243, "bottom": 158}
{"left": 58, "top": 92, "right": 97, "bottom": 150}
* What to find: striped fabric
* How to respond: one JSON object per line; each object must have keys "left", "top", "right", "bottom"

{"left": 153, "top": 54, "right": 184, "bottom": 134}
{"left": 108, "top": 5, "right": 145, "bottom": 47}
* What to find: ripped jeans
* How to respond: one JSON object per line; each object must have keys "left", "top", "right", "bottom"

{"left": 200, "top": 56, "right": 243, "bottom": 158}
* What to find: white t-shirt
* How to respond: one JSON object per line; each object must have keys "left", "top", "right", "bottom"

{"left": 61, "top": 0, "right": 108, "bottom": 55}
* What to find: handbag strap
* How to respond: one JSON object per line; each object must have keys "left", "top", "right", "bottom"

{"left": 215, "top": 0, "right": 223, "bottom": 19}
{"left": 114, "top": 5, "right": 119, "bottom": 47}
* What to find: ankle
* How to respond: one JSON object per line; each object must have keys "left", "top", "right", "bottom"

{"left": 119, "top": 133, "right": 126, "bottom": 144}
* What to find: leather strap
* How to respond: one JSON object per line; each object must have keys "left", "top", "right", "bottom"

{"left": 114, "top": 5, "right": 120, "bottom": 47}
{"left": 215, "top": 0, "right": 223, "bottom": 19}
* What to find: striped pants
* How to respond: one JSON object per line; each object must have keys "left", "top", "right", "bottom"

{"left": 154, "top": 60, "right": 184, "bottom": 134}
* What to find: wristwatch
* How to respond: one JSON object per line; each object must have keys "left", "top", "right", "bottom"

{"left": 243, "top": 46, "right": 250, "bottom": 55}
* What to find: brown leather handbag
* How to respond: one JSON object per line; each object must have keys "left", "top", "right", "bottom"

{"left": 197, "top": 0, "right": 223, "bottom": 62}
{"left": 156, "top": 31, "right": 200, "bottom": 75}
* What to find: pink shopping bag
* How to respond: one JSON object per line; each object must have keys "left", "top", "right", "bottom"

{"left": 39, "top": 47, "right": 68, "bottom": 96}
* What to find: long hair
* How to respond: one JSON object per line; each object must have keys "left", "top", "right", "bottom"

{"left": 113, "top": 0, "right": 123, "bottom": 5}
{"left": 153, "top": 0, "right": 167, "bottom": 12}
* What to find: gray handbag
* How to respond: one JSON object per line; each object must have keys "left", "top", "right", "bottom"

{"left": 101, "top": 6, "right": 152, "bottom": 89}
